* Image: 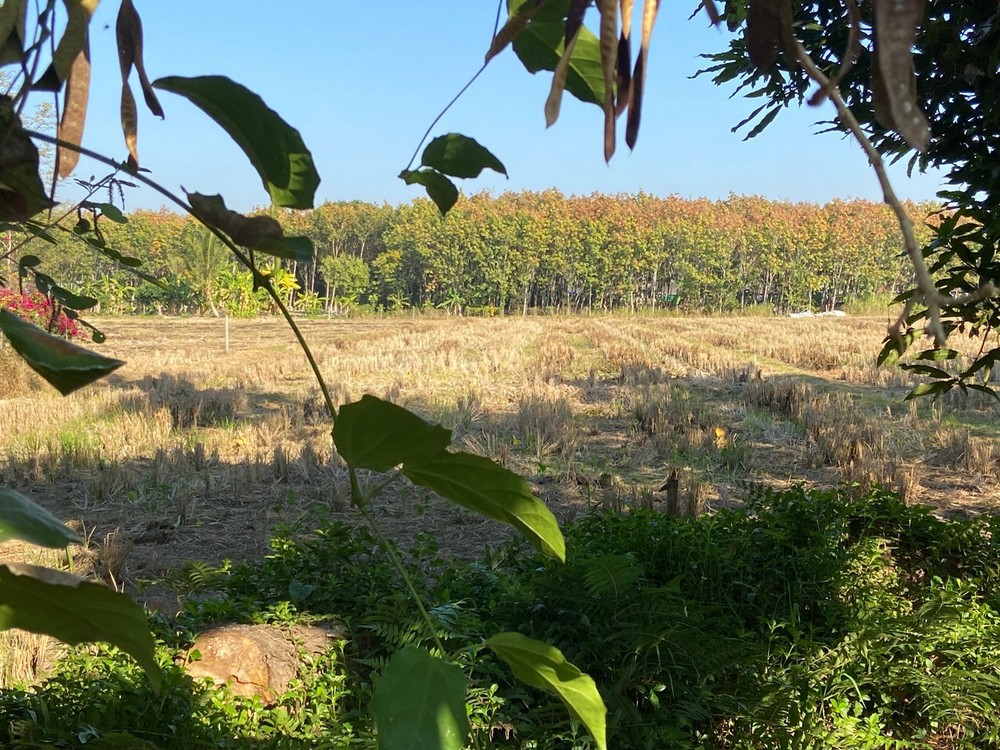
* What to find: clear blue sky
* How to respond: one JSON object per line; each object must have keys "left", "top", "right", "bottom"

{"left": 65, "top": 1, "right": 945, "bottom": 213}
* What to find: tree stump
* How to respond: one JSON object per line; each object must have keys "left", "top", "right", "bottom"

{"left": 180, "top": 622, "right": 346, "bottom": 703}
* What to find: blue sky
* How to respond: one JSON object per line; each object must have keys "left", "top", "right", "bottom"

{"left": 63, "top": 1, "right": 946, "bottom": 213}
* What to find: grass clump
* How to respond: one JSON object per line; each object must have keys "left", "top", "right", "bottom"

{"left": 2, "top": 487, "right": 1000, "bottom": 748}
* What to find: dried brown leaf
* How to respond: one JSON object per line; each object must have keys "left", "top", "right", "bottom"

{"left": 0, "top": 100, "right": 56, "bottom": 220}
{"left": 701, "top": 0, "right": 722, "bottom": 26}
{"left": 626, "top": 0, "right": 661, "bottom": 149}
{"left": 52, "top": 0, "right": 98, "bottom": 83}
{"left": 832, "top": 0, "right": 862, "bottom": 86}
{"left": 56, "top": 36, "right": 90, "bottom": 179}
{"left": 615, "top": 32, "right": 632, "bottom": 115}
{"left": 620, "top": 0, "right": 634, "bottom": 37}
{"left": 120, "top": 83, "right": 138, "bottom": 166}
{"left": 486, "top": 0, "right": 550, "bottom": 63}
{"left": 746, "top": 0, "right": 780, "bottom": 69}
{"left": 617, "top": 0, "right": 634, "bottom": 116}
{"left": 545, "top": 28, "right": 581, "bottom": 127}
{"left": 871, "top": 45, "right": 896, "bottom": 131}
{"left": 873, "top": 0, "right": 929, "bottom": 151}
{"left": 117, "top": 0, "right": 163, "bottom": 118}
{"left": 116, "top": 0, "right": 164, "bottom": 168}
{"left": 188, "top": 193, "right": 284, "bottom": 249}
{"left": 565, "top": 0, "right": 589, "bottom": 47}
{"left": 776, "top": 0, "right": 797, "bottom": 66}
{"left": 598, "top": 0, "right": 618, "bottom": 161}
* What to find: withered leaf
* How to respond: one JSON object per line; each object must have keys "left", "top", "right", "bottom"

{"left": 871, "top": 44, "right": 895, "bottom": 131}
{"left": 620, "top": 0, "right": 634, "bottom": 36}
{"left": 545, "top": 28, "right": 581, "bottom": 127}
{"left": 598, "top": 0, "right": 618, "bottom": 161}
{"left": 486, "top": 0, "right": 551, "bottom": 63}
{"left": 626, "top": 0, "right": 661, "bottom": 150}
{"left": 116, "top": 0, "right": 163, "bottom": 169}
{"left": 831, "top": 0, "right": 862, "bottom": 87}
{"left": 52, "top": 0, "right": 98, "bottom": 83}
{"left": 56, "top": 34, "right": 90, "bottom": 180}
{"left": 873, "top": 0, "right": 929, "bottom": 151}
{"left": 187, "top": 193, "right": 313, "bottom": 262}
{"left": 116, "top": 0, "right": 163, "bottom": 118}
{"left": 120, "top": 83, "right": 138, "bottom": 167}
{"left": 746, "top": 0, "right": 780, "bottom": 69}
{"left": 0, "top": 100, "right": 56, "bottom": 220}
{"left": 565, "top": 0, "right": 589, "bottom": 47}
{"left": 701, "top": 0, "right": 722, "bottom": 26}
{"left": 188, "top": 193, "right": 282, "bottom": 247}
{"left": 615, "top": 0, "right": 633, "bottom": 116}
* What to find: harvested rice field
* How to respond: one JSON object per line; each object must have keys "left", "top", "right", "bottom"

{"left": 2, "top": 313, "right": 999, "bottom": 611}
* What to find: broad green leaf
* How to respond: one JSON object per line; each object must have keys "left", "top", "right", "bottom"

{"left": 486, "top": 632, "right": 606, "bottom": 750}
{"left": 877, "top": 328, "right": 917, "bottom": 368}
{"left": 22, "top": 221, "right": 58, "bottom": 244}
{"left": 334, "top": 395, "right": 452, "bottom": 472}
{"left": 187, "top": 193, "right": 313, "bottom": 262}
{"left": 372, "top": 646, "right": 468, "bottom": 750}
{"left": 0, "top": 562, "right": 161, "bottom": 690}
{"left": 400, "top": 168, "right": 459, "bottom": 216}
{"left": 900, "top": 364, "right": 951, "bottom": 379}
{"left": 153, "top": 75, "right": 320, "bottom": 209}
{"left": 403, "top": 451, "right": 566, "bottom": 561}
{"left": 49, "top": 285, "right": 99, "bottom": 311}
{"left": 905, "top": 381, "right": 952, "bottom": 400}
{"left": 915, "top": 348, "right": 959, "bottom": 361}
{"left": 0, "top": 489, "right": 80, "bottom": 547}
{"left": 421, "top": 134, "right": 507, "bottom": 179}
{"left": 0, "top": 310, "right": 124, "bottom": 396}
{"left": 509, "top": 0, "right": 604, "bottom": 106}
{"left": 96, "top": 202, "right": 127, "bottom": 223}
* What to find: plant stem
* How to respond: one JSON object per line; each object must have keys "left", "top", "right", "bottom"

{"left": 358, "top": 502, "right": 448, "bottom": 657}
{"left": 402, "top": 2, "right": 504, "bottom": 172}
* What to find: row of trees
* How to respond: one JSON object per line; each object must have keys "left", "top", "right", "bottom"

{"left": 16, "top": 192, "right": 937, "bottom": 317}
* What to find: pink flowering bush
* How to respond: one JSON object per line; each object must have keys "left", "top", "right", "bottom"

{"left": 0, "top": 288, "right": 83, "bottom": 340}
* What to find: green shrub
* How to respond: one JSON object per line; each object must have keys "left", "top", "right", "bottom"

{"left": 3, "top": 487, "right": 1000, "bottom": 749}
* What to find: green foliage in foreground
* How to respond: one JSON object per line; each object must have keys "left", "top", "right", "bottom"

{"left": 3, "top": 486, "right": 1000, "bottom": 749}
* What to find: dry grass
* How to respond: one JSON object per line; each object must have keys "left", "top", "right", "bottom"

{"left": 2, "top": 313, "right": 999, "bottom": 664}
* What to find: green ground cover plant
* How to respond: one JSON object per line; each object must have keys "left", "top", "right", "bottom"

{"left": 3, "top": 484, "right": 998, "bottom": 749}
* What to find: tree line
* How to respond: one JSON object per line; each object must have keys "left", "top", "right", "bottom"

{"left": 14, "top": 192, "right": 937, "bottom": 317}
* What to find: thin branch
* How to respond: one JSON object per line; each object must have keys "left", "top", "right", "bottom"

{"left": 403, "top": 1, "right": 505, "bottom": 172}
{"left": 24, "top": 127, "right": 341, "bottom": 424}
{"left": 790, "top": 39, "right": 997, "bottom": 347}
{"left": 809, "top": 0, "right": 861, "bottom": 106}
{"left": 403, "top": 64, "right": 490, "bottom": 173}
